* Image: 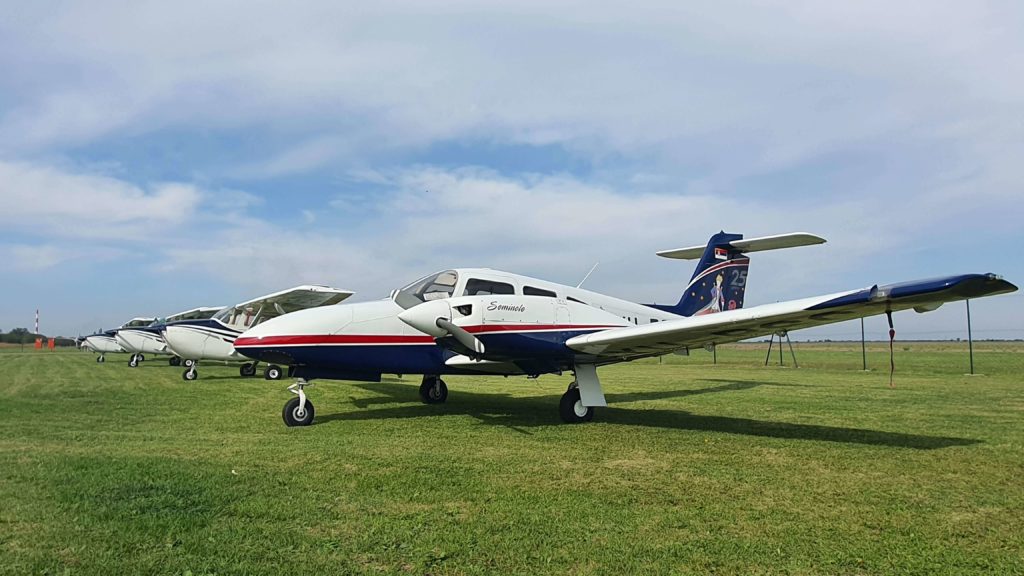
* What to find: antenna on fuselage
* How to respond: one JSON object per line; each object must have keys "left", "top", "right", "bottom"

{"left": 577, "top": 262, "right": 600, "bottom": 288}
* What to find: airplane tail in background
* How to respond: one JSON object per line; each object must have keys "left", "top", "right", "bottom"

{"left": 648, "top": 232, "right": 826, "bottom": 317}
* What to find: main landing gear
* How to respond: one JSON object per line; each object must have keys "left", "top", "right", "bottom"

{"left": 264, "top": 364, "right": 284, "bottom": 380}
{"left": 169, "top": 356, "right": 182, "bottom": 367}
{"left": 419, "top": 375, "right": 448, "bottom": 404}
{"left": 559, "top": 364, "right": 605, "bottom": 424}
{"left": 283, "top": 379, "right": 315, "bottom": 427}
{"left": 240, "top": 362, "right": 259, "bottom": 378}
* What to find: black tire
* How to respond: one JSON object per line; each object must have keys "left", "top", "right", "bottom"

{"left": 419, "top": 378, "right": 448, "bottom": 404}
{"left": 182, "top": 368, "right": 198, "bottom": 381}
{"left": 96, "top": 356, "right": 104, "bottom": 363}
{"left": 129, "top": 355, "right": 138, "bottom": 368}
{"left": 183, "top": 359, "right": 195, "bottom": 368}
{"left": 240, "top": 362, "right": 257, "bottom": 377}
{"left": 282, "top": 397, "right": 315, "bottom": 427}
{"left": 169, "top": 356, "right": 181, "bottom": 367}
{"left": 559, "top": 387, "right": 594, "bottom": 423}
{"left": 138, "top": 354, "right": 145, "bottom": 362}
{"left": 264, "top": 365, "right": 283, "bottom": 380}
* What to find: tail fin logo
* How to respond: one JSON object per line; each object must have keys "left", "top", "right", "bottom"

{"left": 714, "top": 247, "right": 728, "bottom": 260}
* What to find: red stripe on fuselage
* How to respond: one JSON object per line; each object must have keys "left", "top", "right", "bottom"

{"left": 233, "top": 324, "right": 624, "bottom": 348}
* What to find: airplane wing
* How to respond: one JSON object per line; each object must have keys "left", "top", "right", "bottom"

{"left": 567, "top": 274, "right": 1016, "bottom": 358}
{"left": 234, "top": 285, "right": 355, "bottom": 323}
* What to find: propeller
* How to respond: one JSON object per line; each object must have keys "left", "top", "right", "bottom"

{"left": 436, "top": 317, "right": 485, "bottom": 357}
{"left": 396, "top": 299, "right": 486, "bottom": 358}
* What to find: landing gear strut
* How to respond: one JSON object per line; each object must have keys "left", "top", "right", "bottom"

{"left": 419, "top": 376, "right": 448, "bottom": 404}
{"left": 559, "top": 364, "right": 604, "bottom": 423}
{"left": 283, "top": 379, "right": 314, "bottom": 426}
{"left": 240, "top": 362, "right": 258, "bottom": 378}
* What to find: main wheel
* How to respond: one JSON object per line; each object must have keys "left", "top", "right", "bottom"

{"left": 282, "top": 397, "right": 315, "bottom": 427}
{"left": 169, "top": 356, "right": 181, "bottom": 366}
{"left": 559, "top": 387, "right": 594, "bottom": 423}
{"left": 264, "top": 365, "right": 283, "bottom": 380}
{"left": 129, "top": 355, "right": 139, "bottom": 368}
{"left": 419, "top": 378, "right": 448, "bottom": 404}
{"left": 182, "top": 368, "right": 198, "bottom": 381}
{"left": 96, "top": 356, "right": 105, "bottom": 364}
{"left": 183, "top": 359, "right": 195, "bottom": 368}
{"left": 240, "top": 362, "right": 257, "bottom": 377}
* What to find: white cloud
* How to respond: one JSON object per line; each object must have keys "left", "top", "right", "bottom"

{"left": 0, "top": 160, "right": 202, "bottom": 240}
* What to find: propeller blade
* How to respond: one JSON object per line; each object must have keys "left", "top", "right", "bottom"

{"left": 436, "top": 318, "right": 485, "bottom": 356}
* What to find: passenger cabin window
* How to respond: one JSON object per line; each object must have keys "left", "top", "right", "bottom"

{"left": 524, "top": 286, "right": 557, "bottom": 298}
{"left": 463, "top": 278, "right": 514, "bottom": 296}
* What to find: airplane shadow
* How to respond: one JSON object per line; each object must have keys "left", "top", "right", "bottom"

{"left": 315, "top": 380, "right": 978, "bottom": 450}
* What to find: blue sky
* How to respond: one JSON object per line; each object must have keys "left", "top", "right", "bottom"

{"left": 1, "top": 1, "right": 1021, "bottom": 340}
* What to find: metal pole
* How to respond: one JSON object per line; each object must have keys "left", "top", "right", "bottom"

{"left": 861, "top": 318, "right": 867, "bottom": 371}
{"left": 786, "top": 334, "right": 799, "bottom": 368}
{"left": 967, "top": 299, "right": 975, "bottom": 375}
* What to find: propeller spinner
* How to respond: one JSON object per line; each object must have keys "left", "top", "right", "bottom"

{"left": 396, "top": 299, "right": 486, "bottom": 357}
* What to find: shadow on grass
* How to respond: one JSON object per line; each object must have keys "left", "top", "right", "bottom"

{"left": 314, "top": 380, "right": 978, "bottom": 450}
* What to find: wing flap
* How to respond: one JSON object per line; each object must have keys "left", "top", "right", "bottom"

{"left": 567, "top": 273, "right": 1016, "bottom": 357}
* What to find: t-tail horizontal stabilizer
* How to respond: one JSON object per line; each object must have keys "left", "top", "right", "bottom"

{"left": 649, "top": 231, "right": 826, "bottom": 317}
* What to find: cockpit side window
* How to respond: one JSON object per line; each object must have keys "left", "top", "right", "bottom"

{"left": 524, "top": 286, "right": 556, "bottom": 298}
{"left": 396, "top": 270, "right": 460, "bottom": 304}
{"left": 464, "top": 278, "right": 514, "bottom": 296}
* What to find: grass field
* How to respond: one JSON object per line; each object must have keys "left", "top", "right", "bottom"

{"left": 1, "top": 343, "right": 1022, "bottom": 575}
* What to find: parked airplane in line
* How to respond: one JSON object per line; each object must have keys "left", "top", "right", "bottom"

{"left": 115, "top": 306, "right": 222, "bottom": 367}
{"left": 162, "top": 285, "right": 353, "bottom": 381}
{"left": 81, "top": 318, "right": 155, "bottom": 363}
{"left": 233, "top": 231, "right": 1018, "bottom": 427}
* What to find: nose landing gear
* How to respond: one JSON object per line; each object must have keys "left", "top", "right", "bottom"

{"left": 419, "top": 376, "right": 448, "bottom": 404}
{"left": 283, "top": 379, "right": 315, "bottom": 426}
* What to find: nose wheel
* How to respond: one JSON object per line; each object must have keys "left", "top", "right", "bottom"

{"left": 182, "top": 365, "right": 198, "bottom": 381}
{"left": 129, "top": 354, "right": 139, "bottom": 367}
{"left": 96, "top": 354, "right": 105, "bottom": 363}
{"left": 283, "top": 380, "right": 315, "bottom": 426}
{"left": 183, "top": 359, "right": 195, "bottom": 368}
{"left": 419, "top": 376, "right": 448, "bottom": 404}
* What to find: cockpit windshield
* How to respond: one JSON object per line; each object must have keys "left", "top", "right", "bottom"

{"left": 395, "top": 270, "right": 459, "bottom": 305}
{"left": 213, "top": 306, "right": 235, "bottom": 323}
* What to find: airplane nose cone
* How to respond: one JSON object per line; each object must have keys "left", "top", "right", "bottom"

{"left": 397, "top": 300, "right": 451, "bottom": 337}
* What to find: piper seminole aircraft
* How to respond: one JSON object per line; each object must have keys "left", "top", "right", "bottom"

{"left": 233, "top": 232, "right": 1017, "bottom": 427}
{"left": 115, "top": 306, "right": 223, "bottom": 367}
{"left": 162, "top": 285, "right": 353, "bottom": 381}
{"left": 82, "top": 318, "right": 155, "bottom": 363}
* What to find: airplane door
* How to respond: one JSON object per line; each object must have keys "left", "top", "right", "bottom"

{"left": 556, "top": 303, "right": 571, "bottom": 326}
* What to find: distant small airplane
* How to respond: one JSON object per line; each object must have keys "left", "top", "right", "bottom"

{"left": 233, "top": 232, "right": 1018, "bottom": 427}
{"left": 82, "top": 318, "right": 155, "bottom": 363}
{"left": 115, "top": 306, "right": 223, "bottom": 367}
{"left": 162, "top": 285, "right": 353, "bottom": 381}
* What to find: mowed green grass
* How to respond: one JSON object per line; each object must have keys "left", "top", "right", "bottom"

{"left": 1, "top": 343, "right": 1022, "bottom": 575}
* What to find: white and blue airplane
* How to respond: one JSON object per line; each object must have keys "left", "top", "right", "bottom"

{"left": 161, "top": 285, "right": 353, "bottom": 381}
{"left": 82, "top": 317, "right": 155, "bottom": 363}
{"left": 232, "top": 232, "right": 1018, "bottom": 427}
{"left": 115, "top": 306, "right": 223, "bottom": 367}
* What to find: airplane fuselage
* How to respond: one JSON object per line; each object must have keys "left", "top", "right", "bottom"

{"left": 235, "top": 268, "right": 683, "bottom": 380}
